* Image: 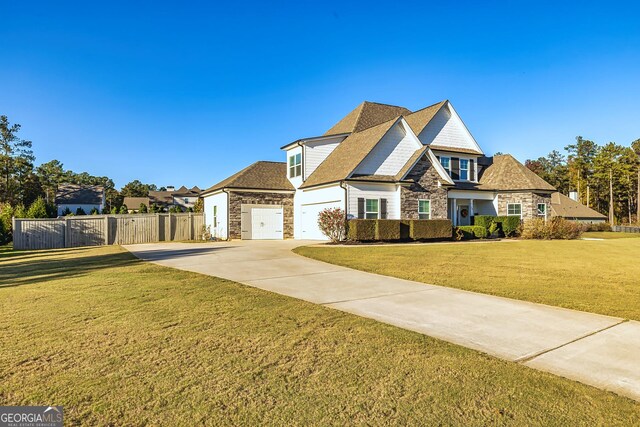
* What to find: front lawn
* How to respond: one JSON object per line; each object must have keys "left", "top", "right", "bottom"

{"left": 1, "top": 246, "right": 638, "bottom": 424}
{"left": 583, "top": 231, "right": 640, "bottom": 239}
{"left": 295, "top": 238, "right": 640, "bottom": 321}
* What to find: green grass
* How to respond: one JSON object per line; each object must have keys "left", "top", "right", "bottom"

{"left": 584, "top": 231, "right": 640, "bottom": 239}
{"left": 295, "top": 238, "right": 640, "bottom": 321}
{"left": 1, "top": 246, "right": 639, "bottom": 425}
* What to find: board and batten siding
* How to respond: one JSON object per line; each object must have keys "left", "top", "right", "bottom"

{"left": 203, "top": 191, "right": 229, "bottom": 239}
{"left": 418, "top": 105, "right": 477, "bottom": 152}
{"left": 304, "top": 138, "right": 342, "bottom": 180}
{"left": 346, "top": 183, "right": 400, "bottom": 219}
{"left": 354, "top": 122, "right": 420, "bottom": 176}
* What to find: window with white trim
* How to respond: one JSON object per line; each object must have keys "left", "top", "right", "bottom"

{"left": 418, "top": 199, "right": 431, "bottom": 220}
{"left": 365, "top": 199, "right": 379, "bottom": 219}
{"left": 213, "top": 205, "right": 218, "bottom": 227}
{"left": 460, "top": 159, "right": 469, "bottom": 181}
{"left": 289, "top": 153, "right": 302, "bottom": 178}
{"left": 537, "top": 203, "right": 547, "bottom": 216}
{"left": 507, "top": 203, "right": 522, "bottom": 217}
{"left": 439, "top": 157, "right": 451, "bottom": 176}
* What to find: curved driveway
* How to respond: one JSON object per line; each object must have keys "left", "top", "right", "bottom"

{"left": 125, "top": 240, "right": 640, "bottom": 402}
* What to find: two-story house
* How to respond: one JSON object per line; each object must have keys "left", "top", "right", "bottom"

{"left": 201, "top": 100, "right": 602, "bottom": 240}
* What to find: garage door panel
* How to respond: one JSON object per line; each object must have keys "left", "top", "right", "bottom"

{"left": 301, "top": 201, "right": 342, "bottom": 240}
{"left": 241, "top": 205, "right": 283, "bottom": 240}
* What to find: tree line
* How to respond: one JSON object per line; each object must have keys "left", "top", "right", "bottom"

{"left": 1, "top": 115, "right": 201, "bottom": 219}
{"left": 524, "top": 136, "right": 640, "bottom": 224}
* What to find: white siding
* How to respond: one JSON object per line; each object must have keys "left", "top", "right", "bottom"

{"left": 304, "top": 138, "right": 342, "bottom": 180}
{"left": 346, "top": 183, "right": 400, "bottom": 219}
{"left": 419, "top": 106, "right": 477, "bottom": 152}
{"left": 354, "top": 122, "right": 420, "bottom": 176}
{"left": 294, "top": 184, "right": 345, "bottom": 239}
{"left": 203, "top": 191, "right": 228, "bottom": 239}
{"left": 284, "top": 146, "right": 303, "bottom": 189}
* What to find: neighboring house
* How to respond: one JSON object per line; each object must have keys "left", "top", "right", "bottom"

{"left": 148, "top": 186, "right": 202, "bottom": 211}
{"left": 55, "top": 184, "right": 105, "bottom": 216}
{"left": 122, "top": 197, "right": 150, "bottom": 212}
{"left": 202, "top": 100, "right": 601, "bottom": 240}
{"left": 550, "top": 192, "right": 607, "bottom": 223}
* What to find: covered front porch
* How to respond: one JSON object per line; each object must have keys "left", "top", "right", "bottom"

{"left": 447, "top": 190, "right": 497, "bottom": 226}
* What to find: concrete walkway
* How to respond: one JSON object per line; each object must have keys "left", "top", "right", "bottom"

{"left": 124, "top": 240, "right": 640, "bottom": 402}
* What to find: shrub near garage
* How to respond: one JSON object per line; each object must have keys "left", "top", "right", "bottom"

{"left": 455, "top": 225, "right": 487, "bottom": 240}
{"left": 318, "top": 208, "right": 347, "bottom": 242}
{"left": 521, "top": 217, "right": 584, "bottom": 240}
{"left": 347, "top": 219, "right": 376, "bottom": 241}
{"left": 375, "top": 219, "right": 401, "bottom": 241}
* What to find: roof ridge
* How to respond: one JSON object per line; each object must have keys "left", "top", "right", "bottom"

{"left": 362, "top": 100, "right": 410, "bottom": 110}
{"left": 407, "top": 100, "right": 447, "bottom": 115}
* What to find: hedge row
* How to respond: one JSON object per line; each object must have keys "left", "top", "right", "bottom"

{"left": 474, "top": 215, "right": 521, "bottom": 237}
{"left": 347, "top": 219, "right": 452, "bottom": 242}
{"left": 455, "top": 225, "right": 488, "bottom": 240}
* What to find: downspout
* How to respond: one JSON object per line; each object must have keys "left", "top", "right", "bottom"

{"left": 340, "top": 181, "right": 348, "bottom": 215}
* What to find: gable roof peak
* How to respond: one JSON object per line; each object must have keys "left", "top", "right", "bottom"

{"left": 324, "top": 101, "right": 411, "bottom": 135}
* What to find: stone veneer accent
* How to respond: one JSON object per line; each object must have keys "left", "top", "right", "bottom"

{"left": 497, "top": 191, "right": 552, "bottom": 220}
{"left": 228, "top": 191, "right": 294, "bottom": 239}
{"left": 401, "top": 155, "right": 449, "bottom": 219}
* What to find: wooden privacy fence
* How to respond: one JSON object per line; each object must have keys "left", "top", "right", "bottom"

{"left": 612, "top": 225, "right": 640, "bottom": 234}
{"left": 13, "top": 213, "right": 205, "bottom": 250}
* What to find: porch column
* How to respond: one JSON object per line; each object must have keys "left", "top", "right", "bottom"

{"left": 452, "top": 198, "right": 457, "bottom": 226}
{"left": 470, "top": 199, "right": 474, "bottom": 221}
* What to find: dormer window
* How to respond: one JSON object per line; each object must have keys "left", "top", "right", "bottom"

{"left": 289, "top": 153, "right": 301, "bottom": 178}
{"left": 460, "top": 159, "right": 469, "bottom": 181}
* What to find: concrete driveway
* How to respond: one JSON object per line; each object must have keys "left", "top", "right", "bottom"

{"left": 125, "top": 240, "right": 640, "bottom": 402}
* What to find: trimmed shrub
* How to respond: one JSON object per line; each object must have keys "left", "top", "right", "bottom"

{"left": 493, "top": 216, "right": 521, "bottom": 237}
{"left": 473, "top": 215, "right": 494, "bottom": 231}
{"left": 455, "top": 225, "right": 487, "bottom": 239}
{"left": 375, "top": 220, "right": 401, "bottom": 241}
{"left": 347, "top": 219, "right": 376, "bottom": 241}
{"left": 410, "top": 219, "right": 453, "bottom": 240}
{"left": 318, "top": 208, "right": 347, "bottom": 242}
{"left": 90, "top": 207, "right": 99, "bottom": 215}
{"left": 521, "top": 217, "right": 584, "bottom": 240}
{"left": 76, "top": 207, "right": 86, "bottom": 216}
{"left": 119, "top": 205, "right": 128, "bottom": 214}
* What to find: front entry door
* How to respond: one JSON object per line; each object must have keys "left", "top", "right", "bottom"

{"left": 458, "top": 204, "right": 471, "bottom": 226}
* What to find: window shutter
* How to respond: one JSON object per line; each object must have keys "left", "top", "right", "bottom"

{"left": 469, "top": 159, "right": 475, "bottom": 181}
{"left": 451, "top": 157, "right": 460, "bottom": 180}
{"left": 357, "top": 198, "right": 365, "bottom": 219}
{"left": 380, "top": 198, "right": 388, "bottom": 219}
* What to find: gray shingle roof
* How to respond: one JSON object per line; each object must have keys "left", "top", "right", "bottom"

{"left": 55, "top": 184, "right": 104, "bottom": 205}
{"left": 324, "top": 101, "right": 411, "bottom": 135}
{"left": 550, "top": 192, "right": 607, "bottom": 219}
{"left": 202, "top": 161, "right": 295, "bottom": 195}
{"left": 478, "top": 155, "right": 556, "bottom": 191}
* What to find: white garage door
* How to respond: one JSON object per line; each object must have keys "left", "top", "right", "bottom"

{"left": 241, "top": 205, "right": 283, "bottom": 240}
{"left": 300, "top": 201, "right": 342, "bottom": 240}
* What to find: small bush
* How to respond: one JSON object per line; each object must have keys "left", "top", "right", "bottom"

{"left": 410, "top": 219, "right": 453, "bottom": 240}
{"left": 375, "top": 220, "right": 401, "bottom": 241}
{"left": 90, "top": 207, "right": 99, "bottom": 215}
{"left": 27, "top": 197, "right": 49, "bottom": 218}
{"left": 110, "top": 206, "right": 118, "bottom": 214}
{"left": 474, "top": 215, "right": 494, "bottom": 231}
{"left": 139, "top": 203, "right": 148, "bottom": 213}
{"left": 119, "top": 205, "right": 128, "bottom": 214}
{"left": 584, "top": 222, "right": 612, "bottom": 232}
{"left": 455, "top": 225, "right": 487, "bottom": 240}
{"left": 14, "top": 204, "right": 27, "bottom": 219}
{"left": 493, "top": 216, "right": 521, "bottom": 237}
{"left": 347, "top": 219, "right": 376, "bottom": 241}
{"left": 318, "top": 208, "right": 347, "bottom": 242}
{"left": 520, "top": 217, "right": 584, "bottom": 240}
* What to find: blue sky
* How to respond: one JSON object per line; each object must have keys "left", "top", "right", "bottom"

{"left": 2, "top": 1, "right": 639, "bottom": 188}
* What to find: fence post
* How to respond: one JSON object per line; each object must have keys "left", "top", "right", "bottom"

{"left": 64, "top": 217, "right": 71, "bottom": 248}
{"left": 188, "top": 212, "right": 193, "bottom": 240}
{"left": 156, "top": 213, "right": 161, "bottom": 242}
{"left": 104, "top": 215, "right": 110, "bottom": 245}
{"left": 168, "top": 212, "right": 173, "bottom": 241}
{"left": 12, "top": 217, "right": 19, "bottom": 250}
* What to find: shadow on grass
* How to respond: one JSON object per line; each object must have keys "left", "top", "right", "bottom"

{"left": 126, "top": 246, "right": 234, "bottom": 261}
{"left": 0, "top": 250, "right": 141, "bottom": 289}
